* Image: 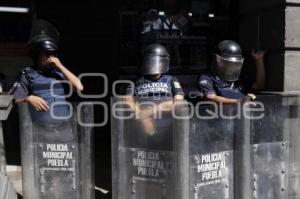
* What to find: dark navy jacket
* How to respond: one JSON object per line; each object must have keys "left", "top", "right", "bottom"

{"left": 197, "top": 74, "right": 248, "bottom": 99}
{"left": 14, "top": 67, "right": 69, "bottom": 123}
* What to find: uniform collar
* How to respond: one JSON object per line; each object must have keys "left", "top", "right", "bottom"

{"left": 143, "top": 75, "right": 163, "bottom": 81}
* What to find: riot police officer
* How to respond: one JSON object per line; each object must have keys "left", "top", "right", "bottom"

{"left": 197, "top": 40, "right": 265, "bottom": 104}
{"left": 126, "top": 43, "right": 184, "bottom": 100}
{"left": 125, "top": 43, "right": 184, "bottom": 135}
{"left": 13, "top": 20, "right": 83, "bottom": 122}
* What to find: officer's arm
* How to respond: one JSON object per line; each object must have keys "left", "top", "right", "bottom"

{"left": 13, "top": 73, "right": 49, "bottom": 111}
{"left": 123, "top": 96, "right": 155, "bottom": 134}
{"left": 134, "top": 100, "right": 174, "bottom": 120}
{"left": 48, "top": 57, "right": 84, "bottom": 91}
{"left": 123, "top": 95, "right": 154, "bottom": 119}
{"left": 123, "top": 82, "right": 140, "bottom": 112}
{"left": 123, "top": 82, "right": 155, "bottom": 119}
{"left": 15, "top": 97, "right": 28, "bottom": 103}
{"left": 16, "top": 96, "right": 50, "bottom": 112}
{"left": 159, "top": 93, "right": 184, "bottom": 110}
{"left": 153, "top": 78, "right": 184, "bottom": 112}
{"left": 206, "top": 94, "right": 239, "bottom": 105}
{"left": 56, "top": 64, "right": 84, "bottom": 91}
{"left": 252, "top": 50, "right": 266, "bottom": 90}
{"left": 127, "top": 99, "right": 175, "bottom": 118}
{"left": 152, "top": 95, "right": 184, "bottom": 114}
{"left": 156, "top": 100, "right": 174, "bottom": 112}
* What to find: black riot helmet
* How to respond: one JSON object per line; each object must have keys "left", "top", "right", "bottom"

{"left": 28, "top": 19, "right": 59, "bottom": 53}
{"left": 215, "top": 40, "right": 244, "bottom": 82}
{"left": 141, "top": 44, "right": 170, "bottom": 75}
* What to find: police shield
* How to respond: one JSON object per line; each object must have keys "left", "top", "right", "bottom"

{"left": 19, "top": 103, "right": 94, "bottom": 199}
{"left": 187, "top": 105, "right": 240, "bottom": 199}
{"left": 250, "top": 95, "right": 290, "bottom": 199}
{"left": 111, "top": 97, "right": 185, "bottom": 199}
{"left": 112, "top": 97, "right": 250, "bottom": 199}
{"left": 112, "top": 95, "right": 300, "bottom": 199}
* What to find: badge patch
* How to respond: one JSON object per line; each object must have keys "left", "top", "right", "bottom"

{"left": 173, "top": 82, "right": 181, "bottom": 88}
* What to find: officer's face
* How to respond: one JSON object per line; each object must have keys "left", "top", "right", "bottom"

{"left": 37, "top": 52, "right": 56, "bottom": 69}
{"left": 146, "top": 74, "right": 161, "bottom": 80}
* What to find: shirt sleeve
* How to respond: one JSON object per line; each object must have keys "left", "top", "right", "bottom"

{"left": 171, "top": 77, "right": 184, "bottom": 97}
{"left": 197, "top": 74, "right": 216, "bottom": 98}
{"left": 53, "top": 70, "right": 66, "bottom": 80}
{"left": 13, "top": 73, "right": 30, "bottom": 100}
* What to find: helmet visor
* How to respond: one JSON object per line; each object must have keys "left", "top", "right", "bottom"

{"left": 141, "top": 55, "right": 170, "bottom": 75}
{"left": 216, "top": 55, "right": 244, "bottom": 82}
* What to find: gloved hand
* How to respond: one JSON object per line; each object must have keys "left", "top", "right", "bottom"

{"left": 240, "top": 93, "right": 257, "bottom": 106}
{"left": 140, "top": 117, "right": 155, "bottom": 136}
